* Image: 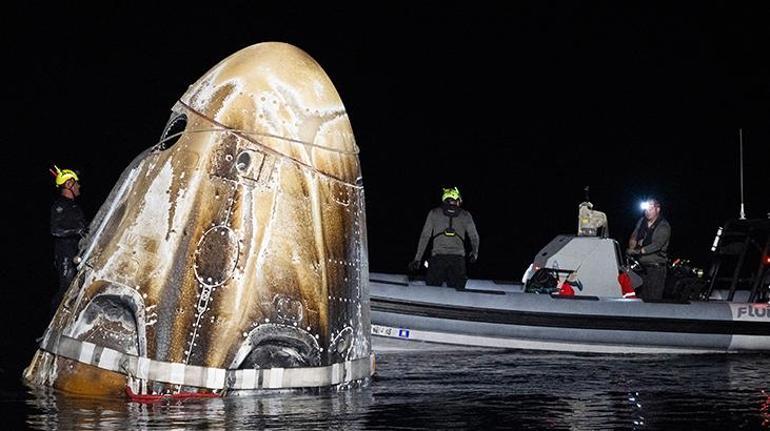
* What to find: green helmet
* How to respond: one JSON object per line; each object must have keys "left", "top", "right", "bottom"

{"left": 441, "top": 187, "right": 461, "bottom": 202}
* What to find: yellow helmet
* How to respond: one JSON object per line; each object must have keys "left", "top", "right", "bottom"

{"left": 50, "top": 165, "right": 80, "bottom": 187}
{"left": 441, "top": 187, "right": 461, "bottom": 202}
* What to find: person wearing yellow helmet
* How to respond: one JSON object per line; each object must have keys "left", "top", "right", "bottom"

{"left": 48, "top": 165, "right": 88, "bottom": 314}
{"left": 410, "top": 186, "right": 480, "bottom": 290}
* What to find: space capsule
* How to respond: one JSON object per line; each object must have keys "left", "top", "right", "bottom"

{"left": 24, "top": 42, "right": 373, "bottom": 397}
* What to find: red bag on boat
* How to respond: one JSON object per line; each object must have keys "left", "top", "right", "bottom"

{"left": 618, "top": 272, "right": 636, "bottom": 298}
{"left": 558, "top": 281, "right": 575, "bottom": 296}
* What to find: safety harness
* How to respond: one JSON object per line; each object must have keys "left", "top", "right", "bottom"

{"left": 432, "top": 206, "right": 462, "bottom": 242}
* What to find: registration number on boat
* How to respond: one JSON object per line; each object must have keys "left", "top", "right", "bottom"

{"left": 372, "top": 325, "right": 411, "bottom": 338}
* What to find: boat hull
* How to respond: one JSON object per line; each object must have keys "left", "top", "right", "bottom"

{"left": 370, "top": 273, "right": 770, "bottom": 353}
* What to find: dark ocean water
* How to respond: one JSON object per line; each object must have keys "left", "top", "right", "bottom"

{"left": 4, "top": 343, "right": 770, "bottom": 430}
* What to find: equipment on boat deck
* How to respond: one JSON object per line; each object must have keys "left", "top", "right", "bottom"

{"left": 577, "top": 187, "right": 608, "bottom": 238}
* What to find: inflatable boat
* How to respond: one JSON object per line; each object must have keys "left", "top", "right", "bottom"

{"left": 370, "top": 218, "right": 770, "bottom": 353}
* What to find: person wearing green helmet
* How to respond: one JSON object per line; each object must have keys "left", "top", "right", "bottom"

{"left": 49, "top": 165, "right": 88, "bottom": 314}
{"left": 410, "top": 186, "right": 480, "bottom": 290}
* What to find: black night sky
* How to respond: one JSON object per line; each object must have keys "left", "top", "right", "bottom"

{"left": 2, "top": 2, "right": 769, "bottom": 391}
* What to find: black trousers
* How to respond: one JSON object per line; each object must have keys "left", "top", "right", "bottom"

{"left": 426, "top": 254, "right": 467, "bottom": 289}
{"left": 53, "top": 253, "right": 76, "bottom": 315}
{"left": 638, "top": 264, "right": 667, "bottom": 301}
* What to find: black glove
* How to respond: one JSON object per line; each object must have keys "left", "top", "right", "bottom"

{"left": 408, "top": 260, "right": 421, "bottom": 273}
{"left": 469, "top": 253, "right": 478, "bottom": 263}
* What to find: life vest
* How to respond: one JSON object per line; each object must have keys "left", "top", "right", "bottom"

{"left": 635, "top": 217, "right": 662, "bottom": 248}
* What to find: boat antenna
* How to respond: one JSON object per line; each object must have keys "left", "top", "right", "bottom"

{"left": 584, "top": 185, "right": 590, "bottom": 202}
{"left": 739, "top": 128, "right": 746, "bottom": 220}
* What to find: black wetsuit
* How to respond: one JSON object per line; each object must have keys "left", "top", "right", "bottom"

{"left": 50, "top": 195, "right": 86, "bottom": 313}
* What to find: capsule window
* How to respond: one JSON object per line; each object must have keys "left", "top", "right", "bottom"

{"left": 236, "top": 151, "right": 251, "bottom": 174}
{"left": 156, "top": 112, "right": 188, "bottom": 151}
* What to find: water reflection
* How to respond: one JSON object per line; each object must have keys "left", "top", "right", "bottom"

{"left": 20, "top": 351, "right": 770, "bottom": 430}
{"left": 26, "top": 382, "right": 374, "bottom": 430}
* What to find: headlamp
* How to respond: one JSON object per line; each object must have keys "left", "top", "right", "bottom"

{"left": 639, "top": 201, "right": 651, "bottom": 211}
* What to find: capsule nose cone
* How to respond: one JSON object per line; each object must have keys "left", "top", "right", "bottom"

{"left": 180, "top": 42, "right": 360, "bottom": 183}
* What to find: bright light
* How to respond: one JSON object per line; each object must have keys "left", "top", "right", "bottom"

{"left": 639, "top": 201, "right": 651, "bottom": 211}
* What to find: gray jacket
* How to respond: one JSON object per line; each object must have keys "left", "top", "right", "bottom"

{"left": 414, "top": 207, "right": 479, "bottom": 260}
